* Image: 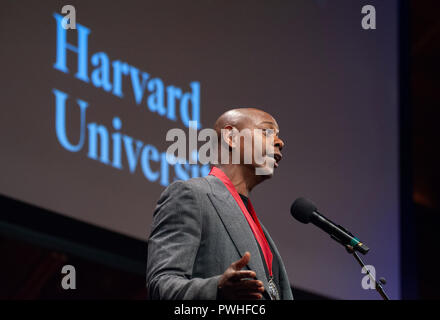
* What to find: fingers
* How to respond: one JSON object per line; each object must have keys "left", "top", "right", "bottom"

{"left": 228, "top": 270, "right": 257, "bottom": 282}
{"left": 220, "top": 252, "right": 266, "bottom": 301}
{"left": 238, "top": 279, "right": 265, "bottom": 291}
{"left": 231, "top": 251, "right": 250, "bottom": 270}
{"left": 235, "top": 292, "right": 263, "bottom": 300}
{"left": 234, "top": 281, "right": 265, "bottom": 296}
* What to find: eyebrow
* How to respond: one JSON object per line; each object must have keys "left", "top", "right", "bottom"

{"left": 258, "top": 121, "right": 279, "bottom": 129}
{"left": 259, "top": 121, "right": 276, "bottom": 126}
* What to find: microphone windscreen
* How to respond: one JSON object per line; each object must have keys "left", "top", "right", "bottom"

{"left": 290, "top": 197, "right": 317, "bottom": 224}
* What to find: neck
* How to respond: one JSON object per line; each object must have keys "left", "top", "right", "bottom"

{"left": 216, "top": 164, "right": 259, "bottom": 197}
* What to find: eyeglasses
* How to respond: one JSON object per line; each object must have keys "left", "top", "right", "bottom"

{"left": 258, "top": 128, "right": 278, "bottom": 139}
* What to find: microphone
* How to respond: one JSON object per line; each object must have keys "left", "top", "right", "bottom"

{"left": 290, "top": 197, "right": 369, "bottom": 255}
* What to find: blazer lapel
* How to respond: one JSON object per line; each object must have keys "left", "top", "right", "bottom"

{"left": 206, "top": 176, "right": 270, "bottom": 294}
{"left": 261, "top": 223, "right": 294, "bottom": 300}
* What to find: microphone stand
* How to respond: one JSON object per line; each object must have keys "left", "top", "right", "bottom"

{"left": 345, "top": 245, "right": 390, "bottom": 300}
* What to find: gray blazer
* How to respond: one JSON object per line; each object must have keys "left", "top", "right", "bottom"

{"left": 146, "top": 174, "right": 294, "bottom": 300}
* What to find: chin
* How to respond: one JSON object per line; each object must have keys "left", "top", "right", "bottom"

{"left": 254, "top": 165, "right": 275, "bottom": 178}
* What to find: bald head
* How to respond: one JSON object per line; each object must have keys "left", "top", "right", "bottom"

{"left": 212, "top": 107, "right": 285, "bottom": 188}
{"left": 214, "top": 108, "right": 277, "bottom": 137}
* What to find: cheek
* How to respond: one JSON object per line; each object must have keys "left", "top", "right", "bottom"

{"left": 241, "top": 135, "right": 253, "bottom": 153}
{"left": 252, "top": 134, "right": 266, "bottom": 157}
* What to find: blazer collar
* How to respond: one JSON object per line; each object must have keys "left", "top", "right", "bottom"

{"left": 205, "top": 175, "right": 271, "bottom": 297}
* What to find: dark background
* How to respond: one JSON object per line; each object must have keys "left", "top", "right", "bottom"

{"left": 410, "top": 0, "right": 440, "bottom": 299}
{"left": 0, "top": 0, "right": 437, "bottom": 299}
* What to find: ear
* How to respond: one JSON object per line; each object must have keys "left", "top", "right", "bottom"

{"left": 221, "top": 125, "right": 239, "bottom": 149}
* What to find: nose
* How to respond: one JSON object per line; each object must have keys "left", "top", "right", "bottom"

{"left": 275, "top": 136, "right": 284, "bottom": 151}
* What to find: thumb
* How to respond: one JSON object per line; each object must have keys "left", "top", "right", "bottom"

{"left": 232, "top": 251, "right": 251, "bottom": 270}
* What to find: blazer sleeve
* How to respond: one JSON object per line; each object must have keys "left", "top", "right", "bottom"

{"left": 146, "top": 180, "right": 221, "bottom": 300}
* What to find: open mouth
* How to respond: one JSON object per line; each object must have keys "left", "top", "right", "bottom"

{"left": 268, "top": 153, "right": 282, "bottom": 168}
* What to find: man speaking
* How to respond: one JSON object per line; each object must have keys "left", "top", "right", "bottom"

{"left": 146, "top": 108, "right": 293, "bottom": 300}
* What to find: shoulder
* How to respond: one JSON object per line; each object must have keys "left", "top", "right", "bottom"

{"left": 163, "top": 176, "right": 213, "bottom": 196}
{"left": 156, "top": 176, "right": 215, "bottom": 207}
